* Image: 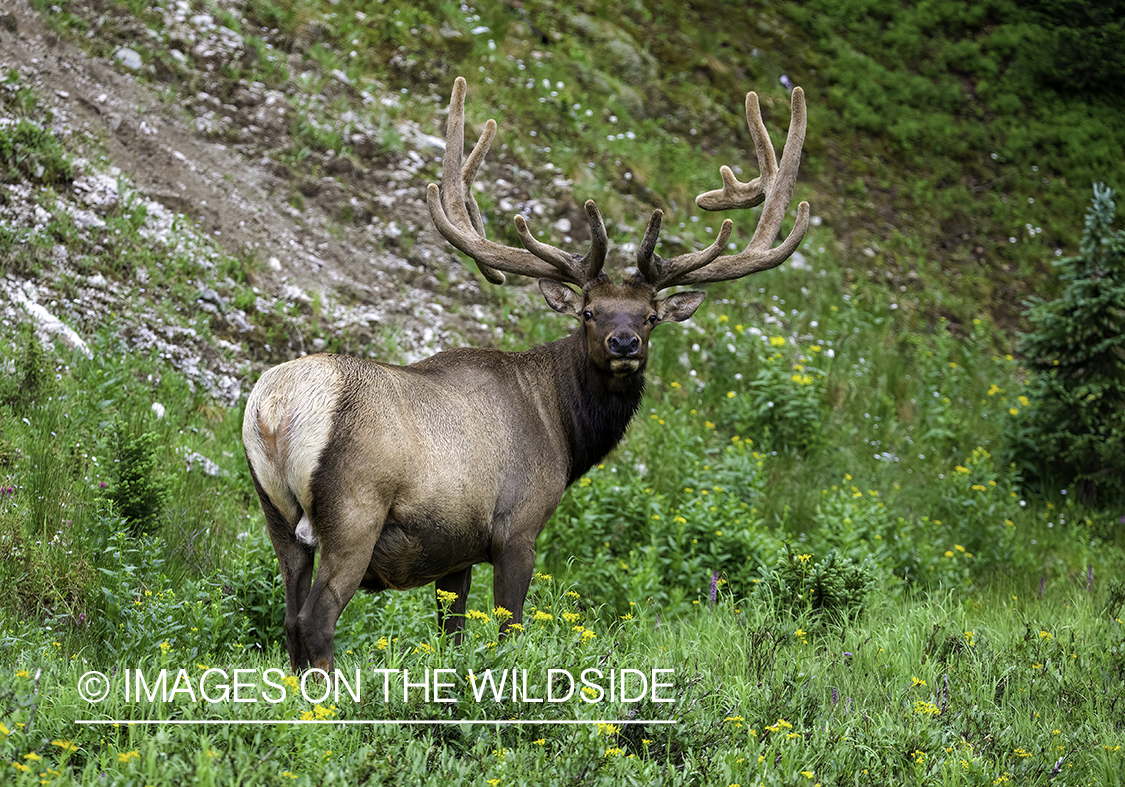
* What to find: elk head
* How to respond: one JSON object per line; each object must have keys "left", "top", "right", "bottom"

{"left": 427, "top": 78, "right": 810, "bottom": 370}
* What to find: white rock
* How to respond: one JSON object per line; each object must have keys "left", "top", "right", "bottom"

{"left": 7, "top": 283, "right": 93, "bottom": 359}
{"left": 114, "top": 47, "right": 144, "bottom": 71}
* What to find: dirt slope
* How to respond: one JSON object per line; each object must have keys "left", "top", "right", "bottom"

{"left": 0, "top": 1, "right": 561, "bottom": 401}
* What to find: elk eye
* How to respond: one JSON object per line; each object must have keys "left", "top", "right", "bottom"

{"left": 583, "top": 310, "right": 594, "bottom": 321}
{"left": 647, "top": 313, "right": 658, "bottom": 325}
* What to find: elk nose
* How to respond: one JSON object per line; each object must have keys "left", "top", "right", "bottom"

{"left": 607, "top": 331, "right": 640, "bottom": 357}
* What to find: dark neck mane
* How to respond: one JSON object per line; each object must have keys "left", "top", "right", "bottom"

{"left": 540, "top": 331, "right": 645, "bottom": 486}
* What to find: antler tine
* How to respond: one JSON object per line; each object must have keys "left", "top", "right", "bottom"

{"left": 747, "top": 87, "right": 806, "bottom": 250}
{"left": 460, "top": 118, "right": 504, "bottom": 284}
{"left": 695, "top": 91, "right": 779, "bottom": 211}
{"left": 580, "top": 200, "right": 609, "bottom": 282}
{"left": 462, "top": 120, "right": 506, "bottom": 284}
{"left": 635, "top": 210, "right": 664, "bottom": 283}
{"left": 636, "top": 210, "right": 735, "bottom": 287}
{"left": 650, "top": 86, "right": 810, "bottom": 289}
{"left": 428, "top": 77, "right": 603, "bottom": 286}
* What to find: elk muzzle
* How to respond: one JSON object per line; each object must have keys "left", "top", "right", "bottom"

{"left": 606, "top": 329, "right": 643, "bottom": 374}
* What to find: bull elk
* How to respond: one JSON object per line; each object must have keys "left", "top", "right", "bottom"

{"left": 243, "top": 77, "right": 809, "bottom": 673}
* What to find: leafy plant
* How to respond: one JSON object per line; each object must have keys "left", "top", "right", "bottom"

{"left": 721, "top": 335, "right": 827, "bottom": 456}
{"left": 92, "top": 522, "right": 251, "bottom": 661}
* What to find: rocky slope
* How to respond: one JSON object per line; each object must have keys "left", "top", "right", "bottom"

{"left": 0, "top": 0, "right": 601, "bottom": 404}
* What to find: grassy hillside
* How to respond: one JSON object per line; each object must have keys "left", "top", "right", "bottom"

{"left": 30, "top": 0, "right": 1125, "bottom": 322}
{"left": 1, "top": 1, "right": 1124, "bottom": 784}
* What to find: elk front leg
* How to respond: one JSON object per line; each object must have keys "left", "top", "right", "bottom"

{"left": 492, "top": 536, "right": 537, "bottom": 638}
{"left": 435, "top": 567, "right": 472, "bottom": 644}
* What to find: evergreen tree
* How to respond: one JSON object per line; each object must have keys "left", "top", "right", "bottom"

{"left": 1015, "top": 183, "right": 1125, "bottom": 506}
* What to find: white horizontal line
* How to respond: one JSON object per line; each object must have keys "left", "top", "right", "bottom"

{"left": 76, "top": 719, "right": 677, "bottom": 726}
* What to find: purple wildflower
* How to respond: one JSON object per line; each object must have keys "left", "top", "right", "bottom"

{"left": 709, "top": 571, "right": 719, "bottom": 607}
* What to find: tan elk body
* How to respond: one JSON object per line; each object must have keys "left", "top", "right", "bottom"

{"left": 243, "top": 77, "right": 809, "bottom": 673}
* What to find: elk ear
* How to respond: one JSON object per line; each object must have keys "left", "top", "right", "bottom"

{"left": 539, "top": 279, "right": 583, "bottom": 317}
{"left": 655, "top": 290, "right": 706, "bottom": 324}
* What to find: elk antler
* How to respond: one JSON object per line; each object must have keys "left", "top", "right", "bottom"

{"left": 427, "top": 77, "right": 608, "bottom": 287}
{"left": 637, "top": 88, "right": 810, "bottom": 290}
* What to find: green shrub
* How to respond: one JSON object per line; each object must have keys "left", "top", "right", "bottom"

{"left": 105, "top": 419, "right": 170, "bottom": 535}
{"left": 809, "top": 480, "right": 914, "bottom": 571}
{"left": 0, "top": 117, "right": 74, "bottom": 186}
{"left": 0, "top": 323, "right": 52, "bottom": 410}
{"left": 224, "top": 533, "right": 285, "bottom": 651}
{"left": 539, "top": 439, "right": 783, "bottom": 617}
{"left": 758, "top": 547, "right": 878, "bottom": 621}
{"left": 628, "top": 441, "right": 781, "bottom": 611}
{"left": 710, "top": 328, "right": 827, "bottom": 456}
{"left": 1009, "top": 183, "right": 1125, "bottom": 506}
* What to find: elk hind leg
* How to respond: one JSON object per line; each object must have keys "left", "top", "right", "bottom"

{"left": 252, "top": 475, "right": 315, "bottom": 672}
{"left": 295, "top": 522, "right": 382, "bottom": 674}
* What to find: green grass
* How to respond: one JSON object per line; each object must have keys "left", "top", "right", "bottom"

{"left": 1, "top": 572, "right": 1122, "bottom": 784}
